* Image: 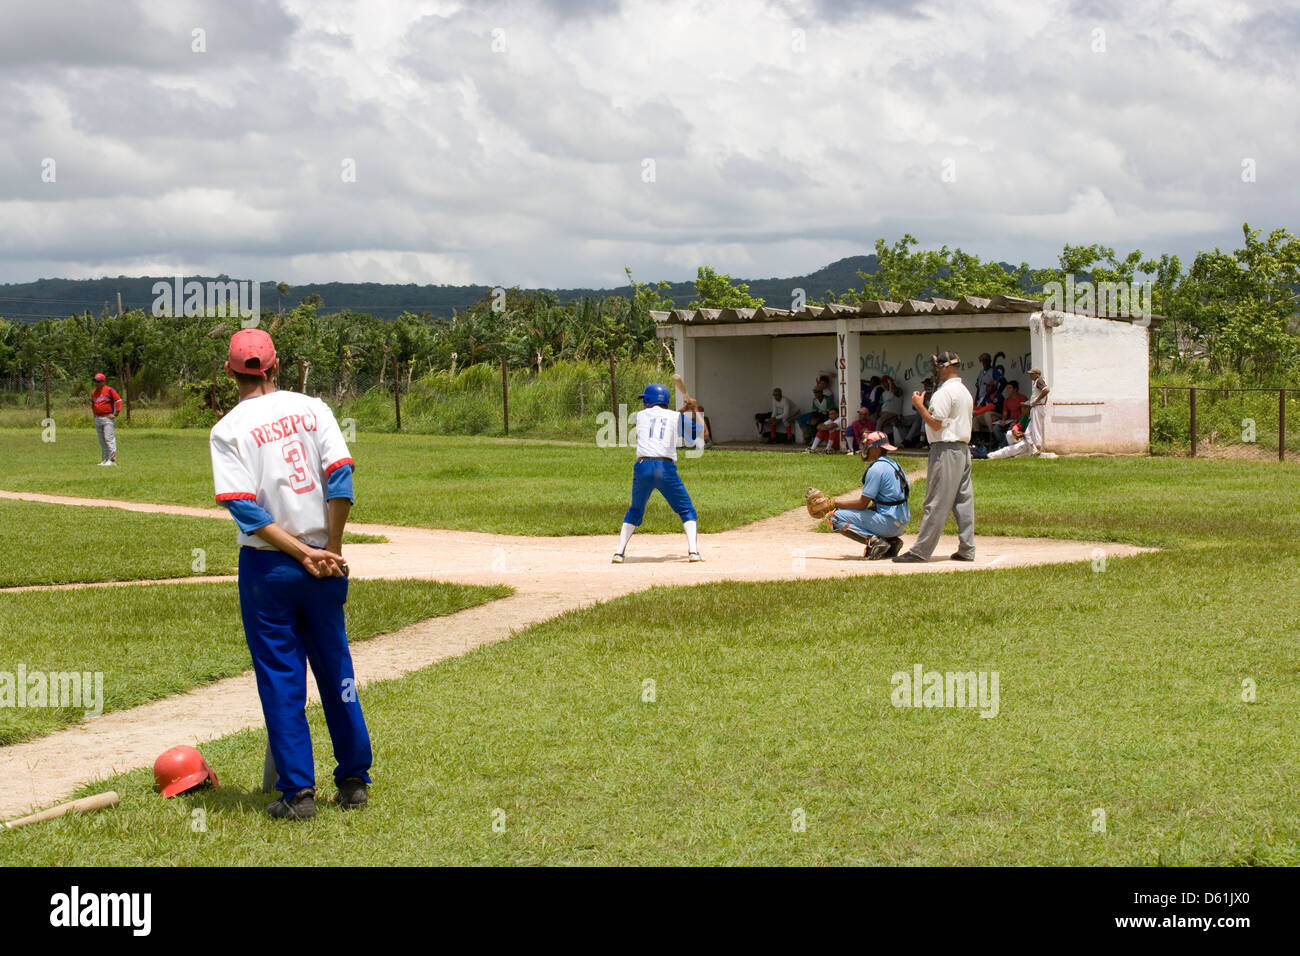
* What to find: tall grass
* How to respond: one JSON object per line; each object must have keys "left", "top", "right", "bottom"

{"left": 343, "top": 357, "right": 666, "bottom": 437}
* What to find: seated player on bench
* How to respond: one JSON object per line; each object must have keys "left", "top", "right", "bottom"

{"left": 823, "top": 430, "right": 911, "bottom": 560}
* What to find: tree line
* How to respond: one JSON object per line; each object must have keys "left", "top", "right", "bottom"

{"left": 2, "top": 223, "right": 1296, "bottom": 410}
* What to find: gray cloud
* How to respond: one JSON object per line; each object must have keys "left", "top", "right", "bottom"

{"left": 0, "top": 0, "right": 1297, "bottom": 293}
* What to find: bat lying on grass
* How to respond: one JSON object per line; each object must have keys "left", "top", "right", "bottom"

{"left": 1, "top": 791, "right": 119, "bottom": 829}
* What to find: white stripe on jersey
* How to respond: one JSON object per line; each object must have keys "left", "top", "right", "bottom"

{"left": 210, "top": 390, "right": 353, "bottom": 549}
{"left": 634, "top": 405, "right": 698, "bottom": 461}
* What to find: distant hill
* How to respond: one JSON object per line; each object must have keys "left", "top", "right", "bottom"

{"left": 0, "top": 256, "right": 882, "bottom": 322}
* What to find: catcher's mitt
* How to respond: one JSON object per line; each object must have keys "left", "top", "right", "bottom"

{"left": 805, "top": 487, "right": 836, "bottom": 519}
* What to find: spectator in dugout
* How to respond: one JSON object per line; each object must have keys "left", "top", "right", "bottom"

{"left": 993, "top": 380, "right": 1027, "bottom": 448}
{"left": 756, "top": 387, "right": 800, "bottom": 443}
{"left": 974, "top": 421, "right": 1058, "bottom": 459}
{"left": 862, "top": 375, "right": 884, "bottom": 414}
{"left": 972, "top": 381, "right": 1004, "bottom": 445}
{"left": 807, "top": 407, "right": 842, "bottom": 453}
{"left": 797, "top": 383, "right": 835, "bottom": 445}
{"left": 972, "top": 353, "right": 1005, "bottom": 437}
{"left": 875, "top": 376, "right": 905, "bottom": 442}
{"left": 844, "top": 406, "right": 874, "bottom": 454}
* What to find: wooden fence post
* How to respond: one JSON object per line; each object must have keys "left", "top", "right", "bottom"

{"left": 609, "top": 354, "right": 617, "bottom": 423}
{"left": 43, "top": 364, "right": 51, "bottom": 420}
{"left": 297, "top": 359, "right": 309, "bottom": 394}
{"left": 501, "top": 355, "right": 509, "bottom": 436}
{"left": 1280, "top": 388, "right": 1286, "bottom": 463}
{"left": 1189, "top": 386, "right": 1196, "bottom": 457}
{"left": 123, "top": 362, "right": 132, "bottom": 422}
{"left": 392, "top": 355, "right": 402, "bottom": 430}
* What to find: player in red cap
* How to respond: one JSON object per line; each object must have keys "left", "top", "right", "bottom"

{"left": 90, "top": 373, "right": 122, "bottom": 465}
{"left": 210, "top": 327, "right": 372, "bottom": 820}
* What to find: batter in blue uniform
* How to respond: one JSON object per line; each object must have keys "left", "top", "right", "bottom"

{"left": 613, "top": 383, "right": 708, "bottom": 563}
{"left": 210, "top": 328, "right": 372, "bottom": 820}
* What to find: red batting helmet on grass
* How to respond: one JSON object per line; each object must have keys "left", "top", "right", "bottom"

{"left": 153, "top": 745, "right": 219, "bottom": 798}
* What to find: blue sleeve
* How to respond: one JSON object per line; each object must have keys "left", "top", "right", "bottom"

{"left": 225, "top": 498, "right": 274, "bottom": 534}
{"left": 678, "top": 414, "right": 701, "bottom": 442}
{"left": 326, "top": 463, "right": 354, "bottom": 502}
{"left": 863, "top": 463, "right": 884, "bottom": 500}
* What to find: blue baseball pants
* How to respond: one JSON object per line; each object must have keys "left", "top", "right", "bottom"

{"left": 238, "top": 547, "right": 372, "bottom": 796}
{"left": 624, "top": 459, "right": 697, "bottom": 526}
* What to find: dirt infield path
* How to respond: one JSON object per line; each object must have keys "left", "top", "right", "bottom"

{"left": 0, "top": 487, "right": 1152, "bottom": 818}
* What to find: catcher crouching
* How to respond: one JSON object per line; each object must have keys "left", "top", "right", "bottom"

{"left": 805, "top": 430, "right": 911, "bottom": 560}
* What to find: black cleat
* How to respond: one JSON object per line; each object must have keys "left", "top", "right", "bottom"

{"left": 892, "top": 552, "right": 927, "bottom": 564}
{"left": 885, "top": 537, "right": 904, "bottom": 558}
{"left": 333, "top": 777, "right": 369, "bottom": 810}
{"left": 950, "top": 552, "right": 976, "bottom": 562}
{"left": 266, "top": 788, "right": 316, "bottom": 820}
{"left": 866, "top": 536, "right": 894, "bottom": 560}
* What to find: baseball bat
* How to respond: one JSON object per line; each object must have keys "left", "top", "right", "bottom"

{"left": 1, "top": 791, "right": 119, "bottom": 829}
{"left": 672, "top": 373, "right": 697, "bottom": 408}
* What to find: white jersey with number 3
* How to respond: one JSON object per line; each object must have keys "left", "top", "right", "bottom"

{"left": 634, "top": 405, "right": 699, "bottom": 461}
{"left": 210, "top": 390, "right": 354, "bottom": 549}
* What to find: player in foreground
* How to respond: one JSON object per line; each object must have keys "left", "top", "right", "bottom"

{"left": 613, "top": 382, "right": 708, "bottom": 564}
{"left": 805, "top": 430, "right": 911, "bottom": 559}
{"left": 209, "top": 328, "right": 372, "bottom": 820}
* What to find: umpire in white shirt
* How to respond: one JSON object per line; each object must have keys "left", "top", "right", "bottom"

{"left": 894, "top": 350, "right": 976, "bottom": 563}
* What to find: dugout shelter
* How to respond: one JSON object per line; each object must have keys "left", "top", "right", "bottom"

{"left": 652, "top": 295, "right": 1154, "bottom": 455}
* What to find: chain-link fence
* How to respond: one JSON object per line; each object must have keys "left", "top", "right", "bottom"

{"left": 1150, "top": 386, "right": 1300, "bottom": 459}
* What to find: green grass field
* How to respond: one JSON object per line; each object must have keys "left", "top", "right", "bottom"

{"left": 0, "top": 579, "right": 510, "bottom": 745}
{"left": 0, "top": 498, "right": 384, "bottom": 587}
{"left": 1, "top": 455, "right": 1297, "bottom": 865}
{"left": 0, "top": 498, "right": 240, "bottom": 586}
{"left": 0, "top": 428, "right": 853, "bottom": 534}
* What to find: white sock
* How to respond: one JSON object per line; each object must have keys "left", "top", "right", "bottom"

{"left": 684, "top": 520, "right": 699, "bottom": 553}
{"left": 617, "top": 522, "right": 636, "bottom": 555}
{"left": 810, "top": 437, "right": 821, "bottom": 450}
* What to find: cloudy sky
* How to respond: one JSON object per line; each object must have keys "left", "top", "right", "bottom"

{"left": 1, "top": 0, "right": 1296, "bottom": 290}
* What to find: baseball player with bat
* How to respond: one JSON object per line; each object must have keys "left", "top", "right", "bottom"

{"left": 209, "top": 328, "right": 371, "bottom": 821}
{"left": 612, "top": 375, "right": 708, "bottom": 564}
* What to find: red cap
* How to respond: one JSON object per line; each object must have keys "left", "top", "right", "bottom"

{"left": 93, "top": 373, "right": 106, "bottom": 382}
{"left": 228, "top": 328, "right": 277, "bottom": 378}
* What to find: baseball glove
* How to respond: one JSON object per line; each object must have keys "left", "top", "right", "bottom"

{"left": 805, "top": 487, "right": 836, "bottom": 519}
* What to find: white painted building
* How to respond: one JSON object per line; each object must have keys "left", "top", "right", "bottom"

{"left": 653, "top": 295, "right": 1152, "bottom": 455}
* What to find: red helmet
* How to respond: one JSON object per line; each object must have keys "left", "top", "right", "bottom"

{"left": 153, "top": 745, "right": 219, "bottom": 798}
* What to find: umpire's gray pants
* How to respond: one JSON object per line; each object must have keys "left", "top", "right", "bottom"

{"left": 909, "top": 441, "right": 975, "bottom": 559}
{"left": 95, "top": 415, "right": 117, "bottom": 462}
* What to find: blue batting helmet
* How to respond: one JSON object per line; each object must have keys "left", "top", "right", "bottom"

{"left": 638, "top": 383, "right": 670, "bottom": 406}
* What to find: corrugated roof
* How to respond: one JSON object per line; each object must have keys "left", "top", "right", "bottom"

{"left": 652, "top": 294, "right": 1049, "bottom": 325}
